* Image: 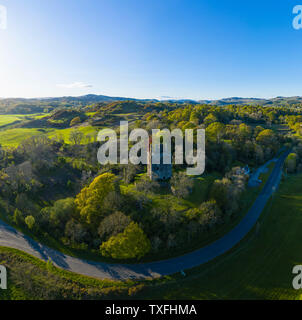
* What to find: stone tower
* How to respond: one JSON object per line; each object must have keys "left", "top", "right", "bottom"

{"left": 147, "top": 137, "right": 172, "bottom": 181}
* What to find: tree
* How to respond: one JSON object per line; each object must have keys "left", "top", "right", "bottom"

{"left": 25, "top": 215, "right": 35, "bottom": 230}
{"left": 135, "top": 175, "right": 159, "bottom": 194}
{"left": 122, "top": 164, "right": 139, "bottom": 184}
{"left": 41, "top": 198, "right": 76, "bottom": 232}
{"left": 190, "top": 111, "right": 199, "bottom": 125}
{"left": 186, "top": 200, "right": 222, "bottom": 231}
{"left": 254, "top": 126, "right": 265, "bottom": 137}
{"left": 64, "top": 219, "right": 88, "bottom": 244}
{"left": 19, "top": 136, "right": 55, "bottom": 171}
{"left": 100, "top": 222, "right": 151, "bottom": 260}
{"left": 70, "top": 116, "right": 81, "bottom": 127}
{"left": 256, "top": 129, "right": 278, "bottom": 158}
{"left": 98, "top": 211, "right": 131, "bottom": 241}
{"left": 13, "top": 209, "right": 24, "bottom": 226}
{"left": 206, "top": 122, "right": 225, "bottom": 142}
{"left": 256, "top": 129, "right": 276, "bottom": 147}
{"left": 210, "top": 178, "right": 231, "bottom": 212}
{"left": 181, "top": 121, "right": 196, "bottom": 130}
{"left": 69, "top": 130, "right": 84, "bottom": 145}
{"left": 170, "top": 172, "right": 194, "bottom": 198}
{"left": 285, "top": 153, "right": 298, "bottom": 173}
{"left": 210, "top": 168, "right": 247, "bottom": 214}
{"left": 254, "top": 144, "right": 264, "bottom": 164}
{"left": 75, "top": 173, "right": 116, "bottom": 225}
{"left": 238, "top": 123, "right": 252, "bottom": 140}
{"left": 203, "top": 113, "right": 218, "bottom": 126}
{"left": 267, "top": 111, "right": 276, "bottom": 124}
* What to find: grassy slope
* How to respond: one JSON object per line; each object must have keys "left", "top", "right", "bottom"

{"left": 0, "top": 113, "right": 101, "bottom": 147}
{"left": 137, "top": 173, "right": 302, "bottom": 300}
{"left": 0, "top": 125, "right": 99, "bottom": 147}
{"left": 0, "top": 247, "right": 141, "bottom": 300}
{"left": 0, "top": 128, "right": 51, "bottom": 147}
{"left": 0, "top": 113, "right": 50, "bottom": 126}
{"left": 47, "top": 125, "right": 99, "bottom": 144}
{"left": 0, "top": 115, "right": 24, "bottom": 127}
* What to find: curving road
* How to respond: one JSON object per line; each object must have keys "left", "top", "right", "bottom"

{"left": 0, "top": 151, "right": 289, "bottom": 280}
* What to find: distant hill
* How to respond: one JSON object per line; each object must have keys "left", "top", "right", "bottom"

{"left": 0, "top": 95, "right": 158, "bottom": 114}
{"left": 1, "top": 94, "right": 302, "bottom": 114}
{"left": 197, "top": 96, "right": 302, "bottom": 107}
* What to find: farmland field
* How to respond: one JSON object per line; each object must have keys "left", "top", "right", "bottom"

{"left": 0, "top": 115, "right": 30, "bottom": 127}
{"left": 0, "top": 115, "right": 100, "bottom": 147}
{"left": 0, "top": 128, "right": 51, "bottom": 147}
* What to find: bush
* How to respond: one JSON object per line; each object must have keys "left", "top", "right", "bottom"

{"left": 13, "top": 209, "right": 24, "bottom": 226}
{"left": 285, "top": 153, "right": 298, "bottom": 173}
{"left": 25, "top": 215, "right": 35, "bottom": 229}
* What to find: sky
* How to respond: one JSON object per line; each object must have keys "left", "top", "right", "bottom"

{"left": 0, "top": 0, "right": 302, "bottom": 100}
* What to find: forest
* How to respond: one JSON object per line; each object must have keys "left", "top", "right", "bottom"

{"left": 0, "top": 99, "right": 301, "bottom": 262}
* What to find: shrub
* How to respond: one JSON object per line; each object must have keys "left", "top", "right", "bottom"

{"left": 25, "top": 215, "right": 35, "bottom": 229}
{"left": 285, "top": 153, "right": 298, "bottom": 173}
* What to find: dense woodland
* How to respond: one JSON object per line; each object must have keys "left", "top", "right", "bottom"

{"left": 0, "top": 99, "right": 301, "bottom": 261}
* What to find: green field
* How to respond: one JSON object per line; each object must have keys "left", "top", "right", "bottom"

{"left": 47, "top": 125, "right": 99, "bottom": 143}
{"left": 137, "top": 173, "right": 302, "bottom": 300}
{"left": 0, "top": 115, "right": 21, "bottom": 127}
{"left": 0, "top": 125, "right": 100, "bottom": 147}
{"left": 0, "top": 128, "right": 50, "bottom": 147}
{"left": 0, "top": 114, "right": 53, "bottom": 147}
{"left": 0, "top": 113, "right": 50, "bottom": 127}
{"left": 0, "top": 115, "right": 33, "bottom": 127}
{"left": 0, "top": 113, "right": 103, "bottom": 147}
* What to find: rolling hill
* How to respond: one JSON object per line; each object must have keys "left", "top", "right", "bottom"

{"left": 1, "top": 94, "right": 302, "bottom": 115}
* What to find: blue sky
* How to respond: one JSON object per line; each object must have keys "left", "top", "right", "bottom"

{"left": 0, "top": 0, "right": 301, "bottom": 99}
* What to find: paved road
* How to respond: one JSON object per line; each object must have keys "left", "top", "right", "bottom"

{"left": 248, "top": 158, "right": 275, "bottom": 187}
{"left": 0, "top": 151, "right": 289, "bottom": 280}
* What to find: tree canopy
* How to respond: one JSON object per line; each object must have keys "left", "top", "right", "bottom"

{"left": 100, "top": 222, "right": 151, "bottom": 260}
{"left": 75, "top": 173, "right": 116, "bottom": 225}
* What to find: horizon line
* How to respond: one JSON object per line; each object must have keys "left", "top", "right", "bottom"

{"left": 0, "top": 93, "right": 299, "bottom": 101}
